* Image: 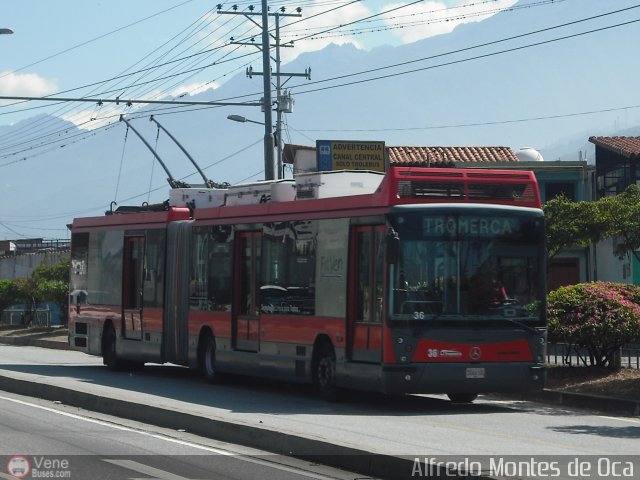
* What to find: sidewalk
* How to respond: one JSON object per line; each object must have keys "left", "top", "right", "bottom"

{"left": 0, "top": 325, "right": 69, "bottom": 350}
{"left": 1, "top": 326, "right": 638, "bottom": 417}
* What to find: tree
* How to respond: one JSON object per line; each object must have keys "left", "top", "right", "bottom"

{"left": 544, "top": 195, "right": 608, "bottom": 259}
{"left": 543, "top": 184, "right": 640, "bottom": 261}
{"left": 32, "top": 257, "right": 69, "bottom": 283}
{"left": 605, "top": 184, "right": 640, "bottom": 261}
{"left": 29, "top": 257, "right": 70, "bottom": 324}
{"left": 0, "top": 279, "right": 19, "bottom": 312}
{"left": 0, "top": 256, "right": 69, "bottom": 325}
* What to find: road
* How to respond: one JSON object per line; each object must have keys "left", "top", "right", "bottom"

{"left": 0, "top": 345, "right": 639, "bottom": 479}
{"left": 0, "top": 390, "right": 361, "bottom": 480}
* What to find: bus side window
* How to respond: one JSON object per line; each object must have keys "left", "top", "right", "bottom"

{"left": 261, "top": 221, "right": 316, "bottom": 315}
{"left": 191, "top": 228, "right": 232, "bottom": 312}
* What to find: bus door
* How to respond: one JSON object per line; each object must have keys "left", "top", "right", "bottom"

{"left": 233, "top": 231, "right": 261, "bottom": 352}
{"left": 123, "top": 235, "right": 144, "bottom": 340}
{"left": 348, "top": 226, "right": 384, "bottom": 363}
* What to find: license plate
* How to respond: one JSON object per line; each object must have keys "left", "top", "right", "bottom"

{"left": 466, "top": 367, "right": 485, "bottom": 379}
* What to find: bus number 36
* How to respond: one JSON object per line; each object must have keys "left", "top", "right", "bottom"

{"left": 413, "top": 311, "right": 426, "bottom": 320}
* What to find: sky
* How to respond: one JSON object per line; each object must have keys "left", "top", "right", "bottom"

{"left": 2, "top": 0, "right": 638, "bottom": 241}
{"left": 0, "top": 0, "right": 518, "bottom": 127}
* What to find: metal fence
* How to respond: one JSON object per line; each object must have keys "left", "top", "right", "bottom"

{"left": 0, "top": 306, "right": 55, "bottom": 327}
{"left": 547, "top": 342, "right": 640, "bottom": 369}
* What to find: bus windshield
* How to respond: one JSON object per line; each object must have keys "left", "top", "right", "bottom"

{"left": 388, "top": 208, "right": 545, "bottom": 325}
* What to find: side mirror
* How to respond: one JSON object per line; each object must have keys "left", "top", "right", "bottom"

{"left": 386, "top": 228, "right": 399, "bottom": 264}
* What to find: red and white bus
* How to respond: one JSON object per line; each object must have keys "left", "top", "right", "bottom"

{"left": 69, "top": 166, "right": 547, "bottom": 402}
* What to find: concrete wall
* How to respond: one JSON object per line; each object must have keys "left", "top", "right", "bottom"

{"left": 594, "top": 238, "right": 627, "bottom": 283}
{"left": 0, "top": 251, "right": 69, "bottom": 280}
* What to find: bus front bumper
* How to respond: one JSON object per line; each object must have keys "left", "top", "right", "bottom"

{"left": 380, "top": 362, "right": 546, "bottom": 395}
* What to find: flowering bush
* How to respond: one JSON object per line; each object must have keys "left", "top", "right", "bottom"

{"left": 547, "top": 282, "right": 640, "bottom": 369}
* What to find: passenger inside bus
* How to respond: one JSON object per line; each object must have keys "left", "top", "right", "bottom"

{"left": 469, "top": 266, "right": 508, "bottom": 313}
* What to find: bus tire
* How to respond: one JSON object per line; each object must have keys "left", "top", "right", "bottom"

{"left": 447, "top": 393, "right": 478, "bottom": 403}
{"left": 199, "top": 333, "right": 219, "bottom": 384}
{"left": 314, "top": 344, "right": 340, "bottom": 401}
{"left": 102, "top": 323, "right": 122, "bottom": 371}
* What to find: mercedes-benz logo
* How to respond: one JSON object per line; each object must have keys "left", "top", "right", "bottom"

{"left": 469, "top": 346, "right": 482, "bottom": 361}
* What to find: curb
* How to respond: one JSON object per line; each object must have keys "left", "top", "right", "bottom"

{"left": 0, "top": 334, "right": 70, "bottom": 350}
{"left": 506, "top": 389, "right": 640, "bottom": 417}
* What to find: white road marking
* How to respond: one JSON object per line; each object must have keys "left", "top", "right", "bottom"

{"left": 0, "top": 394, "right": 231, "bottom": 454}
{"left": 0, "top": 394, "right": 348, "bottom": 480}
{"left": 598, "top": 415, "right": 640, "bottom": 424}
{"left": 104, "top": 459, "right": 196, "bottom": 480}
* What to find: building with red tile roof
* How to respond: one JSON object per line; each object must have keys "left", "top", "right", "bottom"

{"left": 589, "top": 136, "right": 640, "bottom": 160}
{"left": 589, "top": 136, "right": 640, "bottom": 197}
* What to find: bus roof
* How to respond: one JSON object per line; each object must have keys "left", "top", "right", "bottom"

{"left": 191, "top": 167, "right": 541, "bottom": 223}
{"left": 71, "top": 167, "right": 541, "bottom": 230}
{"left": 72, "top": 207, "right": 190, "bottom": 232}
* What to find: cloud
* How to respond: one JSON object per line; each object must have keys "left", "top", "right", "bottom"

{"left": 167, "top": 82, "right": 219, "bottom": 98}
{"left": 262, "top": 0, "right": 518, "bottom": 62}
{"left": 277, "top": 2, "right": 373, "bottom": 62}
{"left": 380, "top": 0, "right": 518, "bottom": 44}
{"left": 0, "top": 71, "right": 58, "bottom": 97}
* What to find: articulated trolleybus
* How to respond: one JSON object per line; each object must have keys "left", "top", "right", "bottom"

{"left": 69, "top": 166, "right": 546, "bottom": 402}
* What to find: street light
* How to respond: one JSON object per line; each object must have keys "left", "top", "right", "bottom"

{"left": 227, "top": 114, "right": 264, "bottom": 126}
{"left": 228, "top": 114, "right": 284, "bottom": 179}
{"left": 0, "top": 28, "right": 13, "bottom": 35}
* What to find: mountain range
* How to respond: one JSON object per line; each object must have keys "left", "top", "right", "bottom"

{"left": 1, "top": 0, "right": 638, "bottom": 239}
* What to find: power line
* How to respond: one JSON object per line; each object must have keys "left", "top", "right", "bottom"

{"left": 0, "top": 0, "right": 196, "bottom": 80}
{"left": 289, "top": 15, "right": 640, "bottom": 95}
{"left": 0, "top": 4, "right": 256, "bottom": 151}
{"left": 295, "top": 103, "right": 640, "bottom": 132}
{"left": 0, "top": 0, "right": 552, "bottom": 152}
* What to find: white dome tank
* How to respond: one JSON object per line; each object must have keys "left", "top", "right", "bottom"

{"left": 516, "top": 147, "right": 544, "bottom": 162}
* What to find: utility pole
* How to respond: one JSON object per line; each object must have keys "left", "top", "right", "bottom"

{"left": 260, "top": 0, "right": 275, "bottom": 180}
{"left": 218, "top": 2, "right": 310, "bottom": 180}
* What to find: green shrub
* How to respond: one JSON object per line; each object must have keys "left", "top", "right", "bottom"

{"left": 547, "top": 282, "right": 640, "bottom": 369}
{"left": 0, "top": 279, "right": 20, "bottom": 312}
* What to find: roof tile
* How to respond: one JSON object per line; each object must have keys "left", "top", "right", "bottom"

{"left": 588, "top": 136, "right": 640, "bottom": 159}
{"left": 283, "top": 144, "right": 519, "bottom": 166}
{"left": 388, "top": 146, "right": 518, "bottom": 166}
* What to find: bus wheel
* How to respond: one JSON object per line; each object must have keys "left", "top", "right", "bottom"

{"left": 102, "top": 324, "right": 122, "bottom": 370}
{"left": 447, "top": 393, "right": 478, "bottom": 403}
{"left": 314, "top": 345, "right": 339, "bottom": 401}
{"left": 199, "top": 333, "right": 219, "bottom": 384}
